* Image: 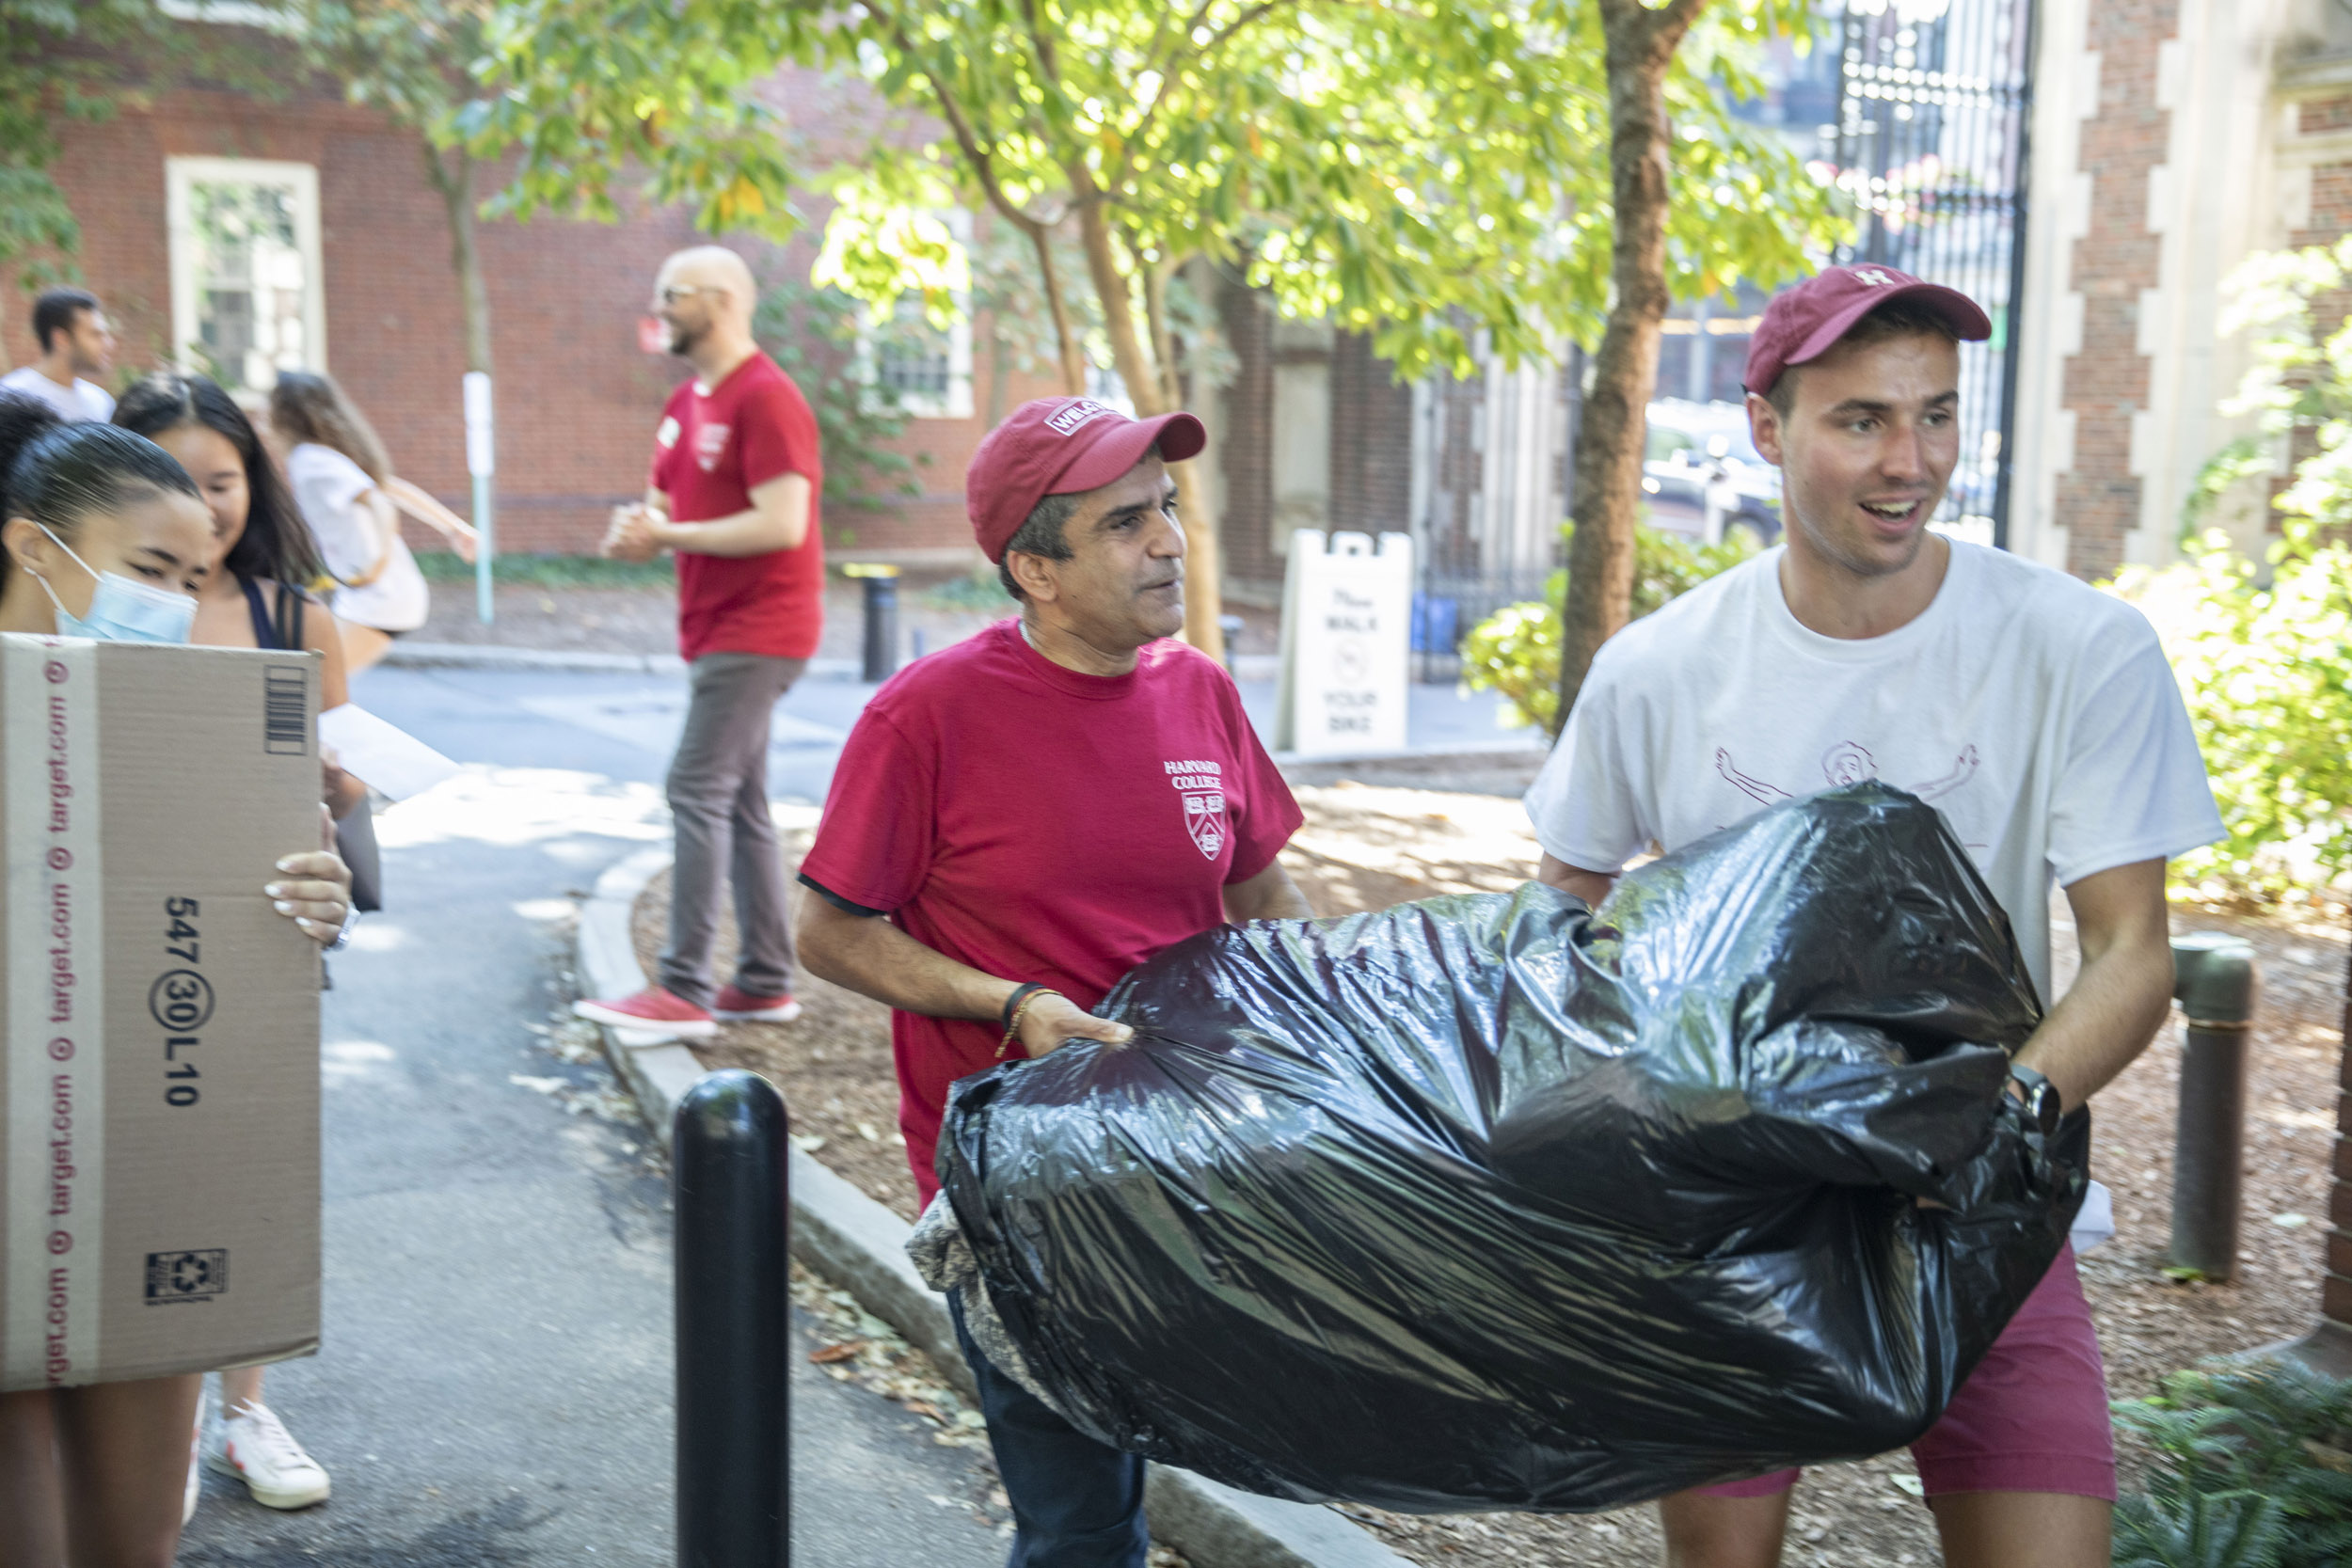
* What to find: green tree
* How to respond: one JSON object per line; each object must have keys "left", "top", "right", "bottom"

{"left": 750, "top": 275, "right": 923, "bottom": 531}
{"left": 1555, "top": 0, "right": 1824, "bottom": 722}
{"left": 473, "top": 0, "right": 1832, "bottom": 656}
{"left": 0, "top": 2, "right": 215, "bottom": 285}
{"left": 2113, "top": 236, "right": 2352, "bottom": 901}
{"left": 290, "top": 2, "right": 503, "bottom": 477}
{"left": 294, "top": 1, "right": 818, "bottom": 562}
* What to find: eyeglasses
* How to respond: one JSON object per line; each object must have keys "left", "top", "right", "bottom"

{"left": 654, "top": 284, "right": 720, "bottom": 307}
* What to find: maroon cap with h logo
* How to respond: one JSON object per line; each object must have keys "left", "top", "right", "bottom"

{"left": 966, "top": 397, "right": 1206, "bottom": 562}
{"left": 1742, "top": 265, "right": 1993, "bottom": 397}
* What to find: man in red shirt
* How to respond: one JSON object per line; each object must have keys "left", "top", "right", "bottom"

{"left": 798, "top": 396, "right": 1312, "bottom": 1567}
{"left": 575, "top": 245, "right": 823, "bottom": 1037}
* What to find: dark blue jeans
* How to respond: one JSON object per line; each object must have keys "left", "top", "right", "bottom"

{"left": 949, "top": 1292, "right": 1149, "bottom": 1568}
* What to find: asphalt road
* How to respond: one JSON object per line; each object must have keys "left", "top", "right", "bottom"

{"left": 175, "top": 657, "right": 1519, "bottom": 1563}
{"left": 176, "top": 673, "right": 1008, "bottom": 1566}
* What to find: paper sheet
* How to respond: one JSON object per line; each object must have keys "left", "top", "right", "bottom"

{"left": 319, "top": 703, "right": 462, "bottom": 801}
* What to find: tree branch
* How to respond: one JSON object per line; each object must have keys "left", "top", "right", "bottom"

{"left": 867, "top": 5, "right": 1045, "bottom": 237}
{"left": 1028, "top": 220, "right": 1087, "bottom": 395}
{"left": 1109, "top": 0, "right": 1299, "bottom": 204}
{"left": 1656, "top": 0, "right": 1708, "bottom": 38}
{"left": 1184, "top": 0, "right": 1296, "bottom": 64}
{"left": 1020, "top": 0, "right": 1066, "bottom": 87}
{"left": 1598, "top": 0, "right": 1708, "bottom": 57}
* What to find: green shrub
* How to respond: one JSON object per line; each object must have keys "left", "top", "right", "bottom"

{"left": 753, "top": 275, "right": 926, "bottom": 536}
{"left": 2108, "top": 235, "right": 2352, "bottom": 902}
{"left": 2112, "top": 1358, "right": 2352, "bottom": 1568}
{"left": 2112, "top": 523, "right": 2352, "bottom": 901}
{"left": 412, "top": 551, "right": 675, "bottom": 588}
{"left": 1460, "top": 521, "right": 1756, "bottom": 736}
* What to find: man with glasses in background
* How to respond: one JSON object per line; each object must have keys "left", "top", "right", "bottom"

{"left": 574, "top": 246, "right": 825, "bottom": 1037}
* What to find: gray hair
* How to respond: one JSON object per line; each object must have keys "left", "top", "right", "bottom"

{"left": 997, "top": 491, "right": 1080, "bottom": 600}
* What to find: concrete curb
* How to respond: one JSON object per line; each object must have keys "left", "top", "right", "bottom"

{"left": 574, "top": 847, "right": 1413, "bottom": 1568}
{"left": 388, "top": 642, "right": 1279, "bottom": 689}
{"left": 1271, "top": 736, "right": 1546, "bottom": 767}
{"left": 385, "top": 641, "right": 859, "bottom": 679}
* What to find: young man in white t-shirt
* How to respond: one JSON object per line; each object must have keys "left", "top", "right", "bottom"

{"left": 1524, "top": 264, "right": 2223, "bottom": 1568}
{"left": 1, "top": 288, "right": 118, "bottom": 422}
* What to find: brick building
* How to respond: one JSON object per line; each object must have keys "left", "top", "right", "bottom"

{"left": 7, "top": 47, "right": 1434, "bottom": 597}
{"left": 29, "top": 5, "right": 2340, "bottom": 600}
{"left": 2010, "top": 0, "right": 2352, "bottom": 574}
{"left": 3, "top": 55, "right": 1035, "bottom": 565}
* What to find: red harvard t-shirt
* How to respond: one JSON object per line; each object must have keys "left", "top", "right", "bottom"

{"left": 648, "top": 352, "right": 825, "bottom": 660}
{"left": 798, "top": 620, "right": 1304, "bottom": 1205}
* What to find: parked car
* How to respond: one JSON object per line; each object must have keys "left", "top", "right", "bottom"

{"left": 1642, "top": 398, "right": 1781, "bottom": 548}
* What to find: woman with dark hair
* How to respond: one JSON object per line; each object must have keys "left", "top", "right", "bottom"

{"left": 117, "top": 372, "right": 354, "bottom": 705}
{"left": 267, "top": 370, "right": 477, "bottom": 672}
{"left": 115, "top": 372, "right": 345, "bottom": 1514}
{"left": 0, "top": 391, "right": 352, "bottom": 1568}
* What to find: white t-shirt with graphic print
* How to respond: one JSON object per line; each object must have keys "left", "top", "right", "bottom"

{"left": 1523, "top": 539, "right": 2221, "bottom": 1006}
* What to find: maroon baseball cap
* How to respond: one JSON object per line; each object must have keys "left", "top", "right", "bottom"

{"left": 1742, "top": 265, "right": 1992, "bottom": 396}
{"left": 966, "top": 397, "right": 1207, "bottom": 562}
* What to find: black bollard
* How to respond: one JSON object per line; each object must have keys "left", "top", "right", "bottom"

{"left": 2169, "top": 932, "right": 2258, "bottom": 1282}
{"left": 675, "top": 1069, "right": 792, "bottom": 1568}
{"left": 844, "top": 563, "right": 900, "bottom": 683}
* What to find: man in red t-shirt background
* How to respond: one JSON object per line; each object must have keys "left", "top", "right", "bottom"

{"left": 796, "top": 396, "right": 1312, "bottom": 1567}
{"left": 576, "top": 245, "right": 824, "bottom": 1037}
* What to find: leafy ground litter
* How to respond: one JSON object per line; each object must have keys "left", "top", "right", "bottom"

{"left": 627, "top": 760, "right": 2350, "bottom": 1568}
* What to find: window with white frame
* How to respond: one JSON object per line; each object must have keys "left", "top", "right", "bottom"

{"left": 166, "top": 157, "right": 326, "bottom": 390}
{"left": 156, "top": 1, "right": 300, "bottom": 28}
{"left": 857, "top": 209, "right": 975, "bottom": 420}
{"left": 870, "top": 295, "right": 974, "bottom": 420}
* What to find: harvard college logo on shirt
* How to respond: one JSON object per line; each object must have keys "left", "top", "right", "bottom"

{"left": 694, "top": 421, "right": 731, "bottom": 473}
{"left": 1166, "top": 758, "right": 1228, "bottom": 859}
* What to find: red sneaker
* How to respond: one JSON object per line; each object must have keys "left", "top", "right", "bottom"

{"left": 712, "top": 984, "right": 803, "bottom": 1023}
{"left": 572, "top": 987, "right": 717, "bottom": 1038}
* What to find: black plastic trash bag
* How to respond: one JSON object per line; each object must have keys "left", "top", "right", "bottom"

{"left": 934, "top": 783, "right": 2090, "bottom": 1513}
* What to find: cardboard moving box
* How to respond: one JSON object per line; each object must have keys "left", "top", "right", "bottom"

{"left": 2, "top": 635, "right": 322, "bottom": 1391}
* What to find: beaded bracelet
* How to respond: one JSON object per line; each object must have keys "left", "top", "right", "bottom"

{"left": 998, "top": 983, "right": 1063, "bottom": 1058}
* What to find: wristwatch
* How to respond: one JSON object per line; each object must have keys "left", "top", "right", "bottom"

{"left": 2007, "top": 1062, "right": 2062, "bottom": 1137}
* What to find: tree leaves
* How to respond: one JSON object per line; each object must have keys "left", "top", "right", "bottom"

{"left": 0, "top": 0, "right": 185, "bottom": 281}
{"left": 2115, "top": 1490, "right": 2287, "bottom": 1568}
{"left": 2114, "top": 237, "right": 2352, "bottom": 901}
{"left": 471, "top": 0, "right": 1836, "bottom": 382}
{"left": 2112, "top": 1360, "right": 2352, "bottom": 1568}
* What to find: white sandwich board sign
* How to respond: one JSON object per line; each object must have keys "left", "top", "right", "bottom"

{"left": 1274, "top": 530, "right": 1413, "bottom": 757}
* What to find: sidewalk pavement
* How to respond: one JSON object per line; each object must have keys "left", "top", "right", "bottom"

{"left": 176, "top": 768, "right": 1007, "bottom": 1567}
{"left": 329, "top": 658, "right": 1454, "bottom": 1568}
{"left": 577, "top": 847, "right": 1414, "bottom": 1568}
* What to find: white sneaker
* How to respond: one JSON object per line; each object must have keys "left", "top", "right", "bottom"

{"left": 183, "top": 1390, "right": 205, "bottom": 1523}
{"left": 206, "top": 1399, "right": 331, "bottom": 1510}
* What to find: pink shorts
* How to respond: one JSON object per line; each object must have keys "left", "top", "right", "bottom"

{"left": 1699, "top": 1245, "right": 2115, "bottom": 1502}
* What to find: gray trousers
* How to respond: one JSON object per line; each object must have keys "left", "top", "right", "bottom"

{"left": 659, "top": 652, "right": 805, "bottom": 1007}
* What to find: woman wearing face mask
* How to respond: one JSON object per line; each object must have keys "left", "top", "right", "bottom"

{"left": 0, "top": 393, "right": 353, "bottom": 1568}
{"left": 267, "top": 371, "right": 477, "bottom": 673}
{"left": 114, "top": 372, "right": 343, "bottom": 1513}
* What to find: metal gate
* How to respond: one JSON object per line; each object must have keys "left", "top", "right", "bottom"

{"left": 1827, "top": 0, "right": 2039, "bottom": 547}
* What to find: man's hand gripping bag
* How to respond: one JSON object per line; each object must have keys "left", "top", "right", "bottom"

{"left": 934, "top": 783, "right": 2090, "bottom": 1513}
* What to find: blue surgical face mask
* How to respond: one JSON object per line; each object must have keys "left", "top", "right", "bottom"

{"left": 31, "top": 525, "right": 198, "bottom": 645}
